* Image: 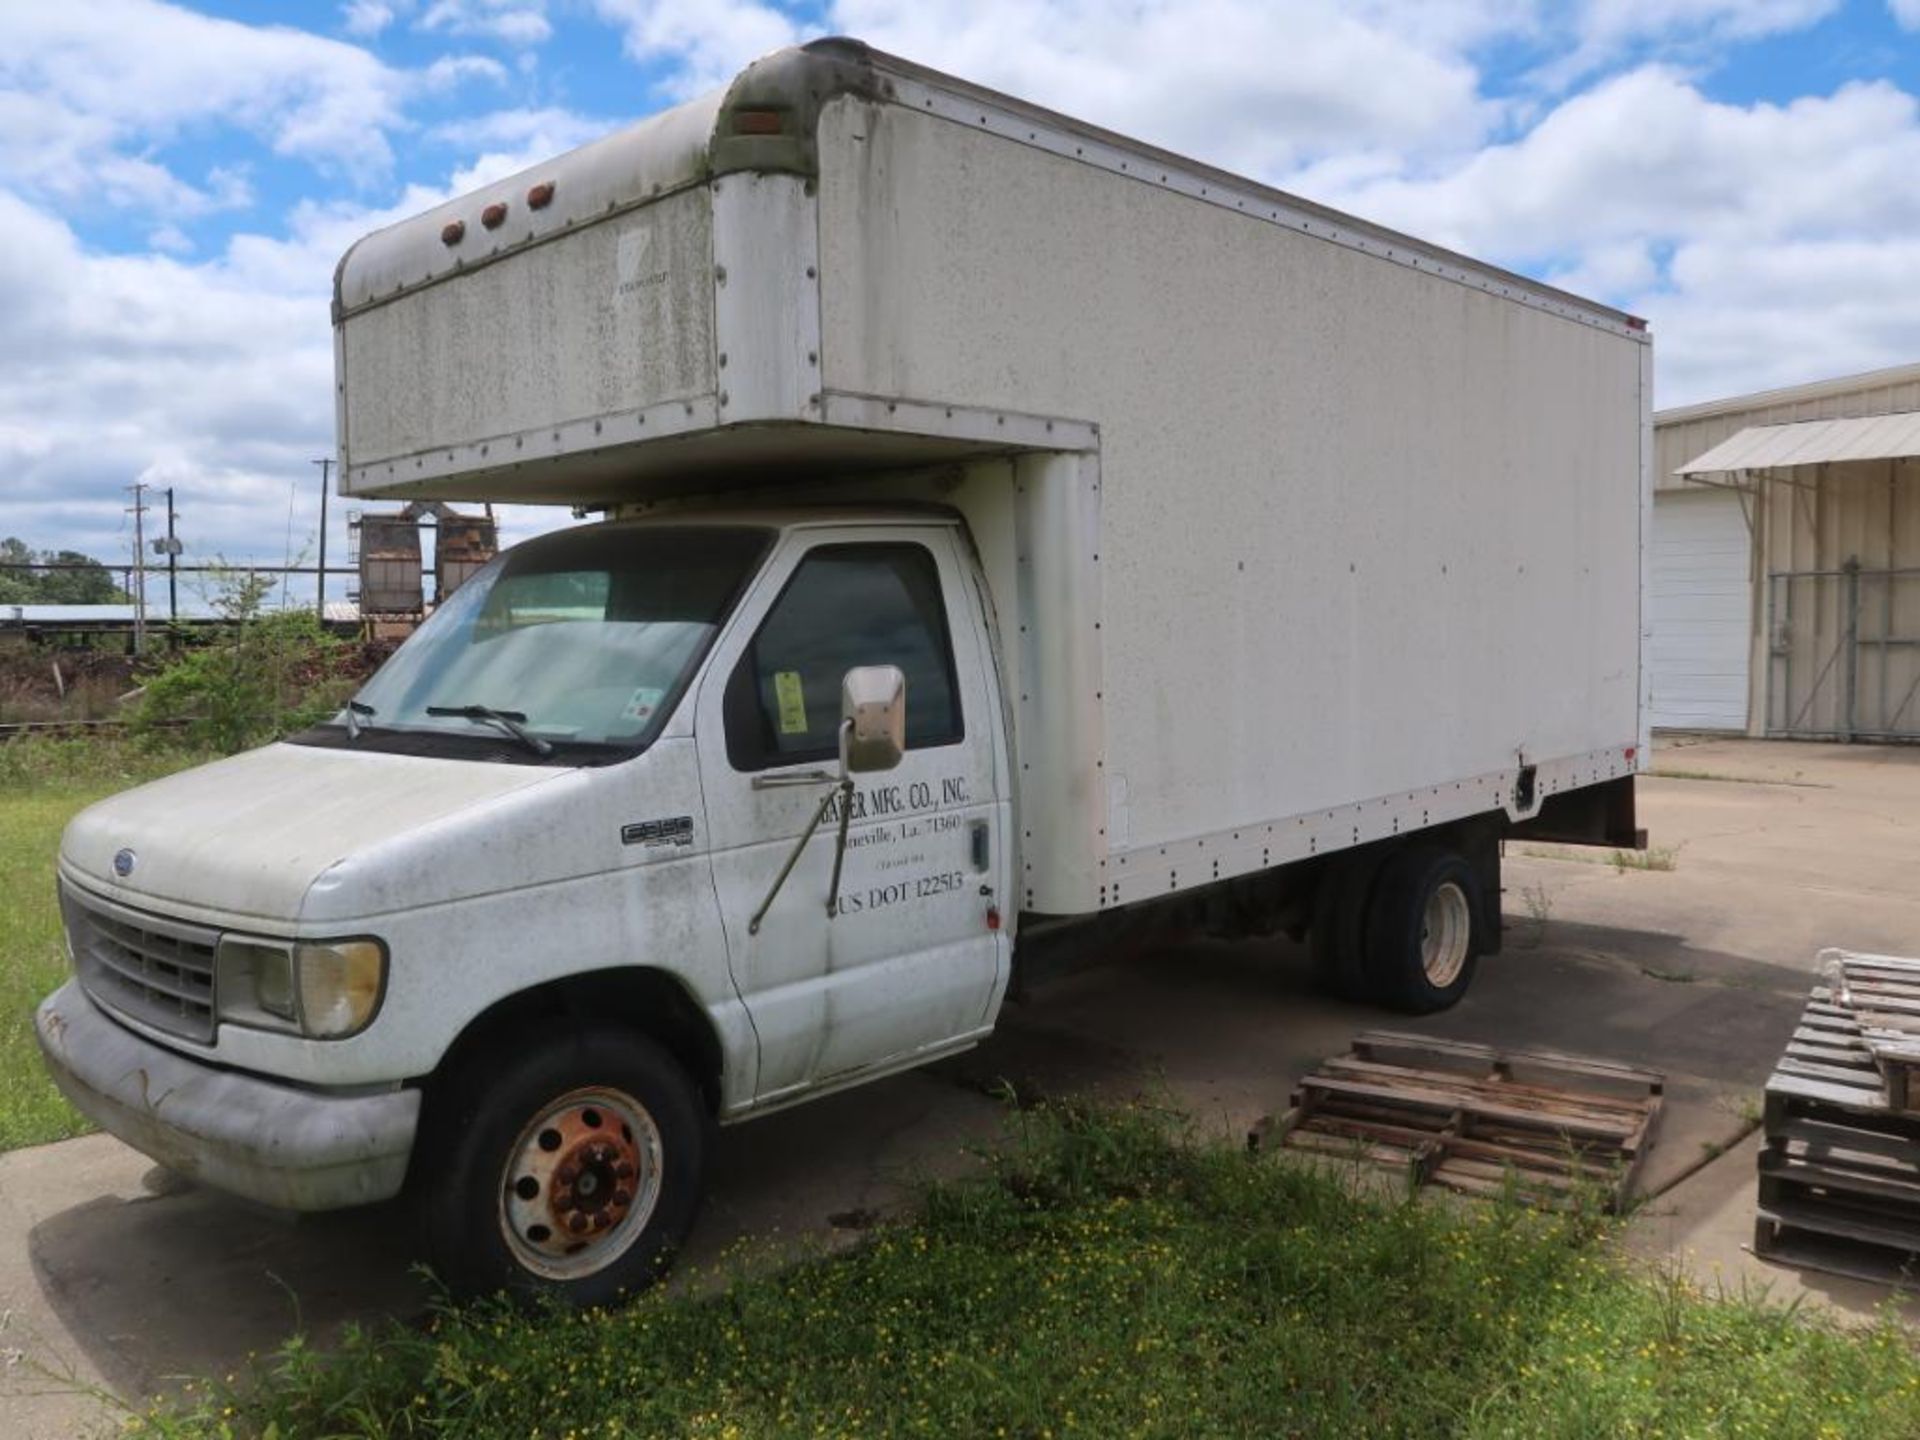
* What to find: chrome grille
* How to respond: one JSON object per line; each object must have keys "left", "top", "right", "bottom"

{"left": 62, "top": 885, "right": 218, "bottom": 1043}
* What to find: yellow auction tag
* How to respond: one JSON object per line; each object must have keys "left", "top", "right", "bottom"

{"left": 774, "top": 670, "right": 809, "bottom": 735}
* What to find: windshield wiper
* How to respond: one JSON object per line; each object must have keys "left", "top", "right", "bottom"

{"left": 425, "top": 703, "right": 555, "bottom": 758}
{"left": 345, "top": 698, "right": 376, "bottom": 741}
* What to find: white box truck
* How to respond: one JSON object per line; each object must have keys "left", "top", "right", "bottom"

{"left": 37, "top": 39, "right": 1650, "bottom": 1303}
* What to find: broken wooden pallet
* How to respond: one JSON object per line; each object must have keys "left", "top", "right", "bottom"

{"left": 1755, "top": 988, "right": 1920, "bottom": 1285}
{"left": 1256, "top": 1030, "right": 1664, "bottom": 1212}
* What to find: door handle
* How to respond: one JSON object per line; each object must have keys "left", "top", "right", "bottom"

{"left": 752, "top": 768, "right": 840, "bottom": 789}
{"left": 970, "top": 819, "right": 990, "bottom": 872}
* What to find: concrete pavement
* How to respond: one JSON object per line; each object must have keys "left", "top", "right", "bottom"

{"left": 4, "top": 736, "right": 1916, "bottom": 1435}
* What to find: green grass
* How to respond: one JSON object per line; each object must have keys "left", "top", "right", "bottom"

{"left": 136, "top": 1107, "right": 1920, "bottom": 1440}
{"left": 0, "top": 736, "right": 211, "bottom": 1152}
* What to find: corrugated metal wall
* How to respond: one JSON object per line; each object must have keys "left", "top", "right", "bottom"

{"left": 1760, "top": 458, "right": 1920, "bottom": 737}
{"left": 1656, "top": 365, "right": 1920, "bottom": 492}
{"left": 1653, "top": 364, "right": 1920, "bottom": 736}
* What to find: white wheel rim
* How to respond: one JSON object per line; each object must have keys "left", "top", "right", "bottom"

{"left": 497, "top": 1086, "right": 664, "bottom": 1281}
{"left": 1420, "top": 881, "right": 1472, "bottom": 988}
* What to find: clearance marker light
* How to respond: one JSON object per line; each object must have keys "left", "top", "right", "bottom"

{"left": 440, "top": 220, "right": 465, "bottom": 245}
{"left": 731, "top": 109, "right": 786, "bottom": 135}
{"left": 481, "top": 202, "right": 508, "bottom": 229}
{"left": 527, "top": 181, "right": 556, "bottom": 209}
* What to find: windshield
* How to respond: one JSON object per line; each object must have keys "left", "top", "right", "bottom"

{"left": 294, "top": 523, "right": 770, "bottom": 765}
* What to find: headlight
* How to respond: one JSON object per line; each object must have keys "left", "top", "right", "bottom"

{"left": 294, "top": 939, "right": 387, "bottom": 1038}
{"left": 215, "top": 935, "right": 387, "bottom": 1039}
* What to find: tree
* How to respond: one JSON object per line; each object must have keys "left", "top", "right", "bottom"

{"left": 0, "top": 537, "right": 128, "bottom": 604}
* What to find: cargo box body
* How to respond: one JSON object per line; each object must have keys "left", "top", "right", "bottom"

{"left": 334, "top": 39, "right": 1650, "bottom": 918}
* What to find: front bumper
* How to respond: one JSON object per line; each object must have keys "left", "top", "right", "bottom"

{"left": 34, "top": 979, "right": 420, "bottom": 1212}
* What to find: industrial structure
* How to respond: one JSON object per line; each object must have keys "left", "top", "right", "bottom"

{"left": 1653, "top": 363, "right": 1920, "bottom": 740}
{"left": 348, "top": 501, "right": 498, "bottom": 629}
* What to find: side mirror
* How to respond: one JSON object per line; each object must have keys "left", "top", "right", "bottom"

{"left": 841, "top": 665, "right": 906, "bottom": 774}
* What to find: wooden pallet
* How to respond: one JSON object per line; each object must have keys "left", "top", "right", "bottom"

{"left": 1755, "top": 989, "right": 1920, "bottom": 1284}
{"left": 1257, "top": 1031, "right": 1664, "bottom": 1212}
{"left": 1822, "top": 949, "right": 1920, "bottom": 1110}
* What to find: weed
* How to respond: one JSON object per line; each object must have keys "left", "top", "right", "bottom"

{"left": 135, "top": 570, "right": 355, "bottom": 754}
{"left": 1612, "top": 844, "right": 1679, "bottom": 873}
{"left": 1640, "top": 965, "right": 1698, "bottom": 983}
{"left": 1520, "top": 880, "right": 1553, "bottom": 945}
{"left": 1649, "top": 767, "right": 1829, "bottom": 790}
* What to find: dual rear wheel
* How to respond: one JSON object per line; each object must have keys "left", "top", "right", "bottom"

{"left": 1312, "top": 841, "right": 1485, "bottom": 1013}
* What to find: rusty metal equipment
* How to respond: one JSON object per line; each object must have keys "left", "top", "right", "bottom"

{"left": 435, "top": 507, "right": 498, "bottom": 600}
{"left": 349, "top": 502, "right": 499, "bottom": 626}
{"left": 1255, "top": 1030, "right": 1664, "bottom": 1212}
{"left": 350, "top": 509, "right": 424, "bottom": 618}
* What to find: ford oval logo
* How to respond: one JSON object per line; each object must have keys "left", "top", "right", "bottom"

{"left": 112, "top": 848, "right": 136, "bottom": 878}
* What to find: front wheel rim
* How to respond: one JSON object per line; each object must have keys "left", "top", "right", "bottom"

{"left": 497, "top": 1086, "right": 664, "bottom": 1281}
{"left": 1420, "top": 881, "right": 1472, "bottom": 988}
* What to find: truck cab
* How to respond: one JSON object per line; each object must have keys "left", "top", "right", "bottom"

{"left": 40, "top": 508, "right": 1023, "bottom": 1299}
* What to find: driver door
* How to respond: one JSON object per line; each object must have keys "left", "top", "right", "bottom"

{"left": 694, "top": 523, "right": 1011, "bottom": 1105}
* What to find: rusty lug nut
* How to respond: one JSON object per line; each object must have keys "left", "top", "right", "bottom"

{"left": 552, "top": 1190, "right": 573, "bottom": 1211}
{"left": 557, "top": 1163, "right": 579, "bottom": 1185}
{"left": 614, "top": 1160, "right": 634, "bottom": 1179}
{"left": 567, "top": 1212, "right": 589, "bottom": 1233}
{"left": 612, "top": 1188, "right": 631, "bottom": 1207}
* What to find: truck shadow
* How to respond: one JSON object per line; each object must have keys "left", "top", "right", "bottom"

{"left": 24, "top": 912, "right": 1811, "bottom": 1409}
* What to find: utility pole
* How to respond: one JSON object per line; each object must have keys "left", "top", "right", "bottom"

{"left": 165, "top": 489, "right": 179, "bottom": 622}
{"left": 125, "top": 482, "right": 149, "bottom": 656}
{"left": 313, "top": 457, "right": 333, "bottom": 620}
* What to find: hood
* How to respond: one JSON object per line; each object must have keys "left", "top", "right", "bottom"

{"left": 60, "top": 743, "right": 566, "bottom": 928}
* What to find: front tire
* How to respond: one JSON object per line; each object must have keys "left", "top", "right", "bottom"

{"left": 1362, "top": 845, "right": 1482, "bottom": 1014}
{"left": 420, "top": 1023, "right": 708, "bottom": 1305}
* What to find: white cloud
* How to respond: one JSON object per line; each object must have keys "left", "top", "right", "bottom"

{"left": 1531, "top": 0, "right": 1839, "bottom": 90}
{"left": 0, "top": 2, "right": 406, "bottom": 179}
{"left": 342, "top": 0, "right": 401, "bottom": 37}
{"left": 428, "top": 106, "right": 613, "bottom": 157}
{"left": 0, "top": 0, "right": 512, "bottom": 233}
{"left": 146, "top": 223, "right": 195, "bottom": 255}
{"left": 1891, "top": 0, "right": 1920, "bottom": 28}
{"left": 420, "top": 1, "right": 553, "bottom": 47}
{"left": 591, "top": 0, "right": 807, "bottom": 97}
{"left": 421, "top": 53, "right": 511, "bottom": 89}
{"left": 1304, "top": 70, "right": 1920, "bottom": 260}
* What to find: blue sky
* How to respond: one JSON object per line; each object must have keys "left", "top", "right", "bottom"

{"left": 2, "top": 0, "right": 1919, "bottom": 598}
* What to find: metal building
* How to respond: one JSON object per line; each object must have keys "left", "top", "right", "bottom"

{"left": 1654, "top": 362, "right": 1920, "bottom": 738}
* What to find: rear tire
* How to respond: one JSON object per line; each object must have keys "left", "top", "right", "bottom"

{"left": 418, "top": 1022, "right": 708, "bottom": 1306}
{"left": 1362, "top": 845, "right": 1482, "bottom": 1014}
{"left": 1310, "top": 848, "right": 1387, "bottom": 1001}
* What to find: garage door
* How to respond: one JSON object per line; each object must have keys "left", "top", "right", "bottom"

{"left": 1650, "top": 488, "right": 1751, "bottom": 730}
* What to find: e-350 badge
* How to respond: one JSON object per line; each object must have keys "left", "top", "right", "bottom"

{"left": 621, "top": 816, "right": 695, "bottom": 848}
